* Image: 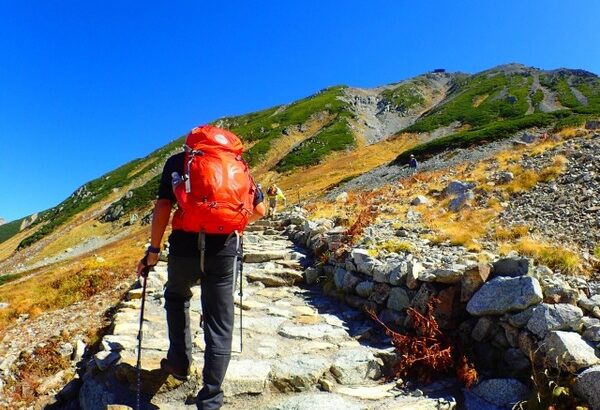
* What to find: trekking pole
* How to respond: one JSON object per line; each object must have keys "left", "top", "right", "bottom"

{"left": 239, "top": 261, "right": 243, "bottom": 352}
{"left": 136, "top": 261, "right": 150, "bottom": 410}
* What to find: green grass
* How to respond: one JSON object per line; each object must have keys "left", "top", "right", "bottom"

{"left": 0, "top": 273, "right": 21, "bottom": 286}
{"left": 394, "top": 112, "right": 559, "bottom": 165}
{"left": 103, "top": 174, "right": 161, "bottom": 219}
{"left": 381, "top": 82, "right": 425, "bottom": 112}
{"left": 275, "top": 117, "right": 355, "bottom": 172}
{"left": 219, "top": 86, "right": 350, "bottom": 166}
{"left": 555, "top": 79, "right": 581, "bottom": 108}
{"left": 18, "top": 159, "right": 144, "bottom": 249}
{"left": 0, "top": 218, "right": 26, "bottom": 245}
{"left": 532, "top": 89, "right": 544, "bottom": 108}
{"left": 406, "top": 73, "right": 530, "bottom": 132}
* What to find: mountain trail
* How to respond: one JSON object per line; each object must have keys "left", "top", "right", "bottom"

{"left": 65, "top": 219, "right": 456, "bottom": 410}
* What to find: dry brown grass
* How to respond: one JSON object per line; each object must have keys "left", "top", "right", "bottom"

{"left": 472, "top": 94, "right": 489, "bottom": 107}
{"left": 500, "top": 236, "right": 581, "bottom": 274}
{"left": 0, "top": 227, "right": 149, "bottom": 331}
{"left": 493, "top": 224, "right": 529, "bottom": 241}
{"left": 258, "top": 133, "right": 420, "bottom": 204}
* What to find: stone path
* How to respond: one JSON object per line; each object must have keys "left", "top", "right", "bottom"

{"left": 78, "top": 220, "right": 456, "bottom": 409}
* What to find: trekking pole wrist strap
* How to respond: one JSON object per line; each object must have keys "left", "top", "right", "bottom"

{"left": 147, "top": 245, "right": 160, "bottom": 254}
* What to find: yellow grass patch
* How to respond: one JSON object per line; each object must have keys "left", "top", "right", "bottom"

{"left": 500, "top": 236, "right": 580, "bottom": 274}
{"left": 0, "top": 227, "right": 149, "bottom": 331}
{"left": 270, "top": 134, "right": 419, "bottom": 204}
{"left": 472, "top": 94, "right": 489, "bottom": 107}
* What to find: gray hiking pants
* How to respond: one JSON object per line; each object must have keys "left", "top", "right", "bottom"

{"left": 164, "top": 253, "right": 239, "bottom": 410}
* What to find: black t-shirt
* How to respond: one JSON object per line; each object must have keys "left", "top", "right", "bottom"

{"left": 158, "top": 152, "right": 263, "bottom": 257}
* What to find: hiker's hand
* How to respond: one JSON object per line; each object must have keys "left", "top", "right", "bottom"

{"left": 136, "top": 252, "right": 159, "bottom": 277}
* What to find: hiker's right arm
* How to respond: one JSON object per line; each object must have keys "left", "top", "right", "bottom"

{"left": 136, "top": 199, "right": 172, "bottom": 276}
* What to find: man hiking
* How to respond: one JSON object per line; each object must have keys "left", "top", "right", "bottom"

{"left": 408, "top": 154, "right": 418, "bottom": 173}
{"left": 137, "top": 125, "right": 265, "bottom": 410}
{"left": 266, "top": 183, "right": 286, "bottom": 218}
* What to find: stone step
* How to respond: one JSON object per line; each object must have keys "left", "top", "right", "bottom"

{"left": 244, "top": 250, "right": 292, "bottom": 263}
{"left": 244, "top": 267, "right": 303, "bottom": 287}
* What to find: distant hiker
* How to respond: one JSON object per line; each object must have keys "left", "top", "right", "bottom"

{"left": 137, "top": 125, "right": 265, "bottom": 410}
{"left": 266, "top": 184, "right": 286, "bottom": 218}
{"left": 409, "top": 154, "right": 418, "bottom": 173}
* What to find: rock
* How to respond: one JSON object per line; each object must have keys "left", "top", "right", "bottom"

{"left": 472, "top": 317, "right": 495, "bottom": 341}
{"left": 406, "top": 261, "right": 424, "bottom": 289}
{"left": 497, "top": 171, "right": 514, "bottom": 184}
{"left": 278, "top": 323, "right": 347, "bottom": 342}
{"left": 270, "top": 356, "right": 330, "bottom": 392}
{"left": 223, "top": 360, "right": 271, "bottom": 396}
{"left": 387, "top": 288, "right": 410, "bottom": 312}
{"left": 526, "top": 303, "right": 584, "bottom": 338}
{"left": 444, "top": 180, "right": 476, "bottom": 196}
{"left": 334, "top": 267, "right": 347, "bottom": 289}
{"left": 388, "top": 261, "right": 409, "bottom": 286}
{"left": 466, "top": 276, "right": 543, "bottom": 316}
{"left": 507, "top": 306, "right": 536, "bottom": 328}
{"left": 411, "top": 195, "right": 429, "bottom": 206}
{"left": 336, "top": 192, "right": 349, "bottom": 203}
{"left": 342, "top": 272, "right": 361, "bottom": 292}
{"left": 492, "top": 257, "right": 531, "bottom": 277}
{"left": 575, "top": 366, "right": 600, "bottom": 410}
{"left": 461, "top": 264, "right": 491, "bottom": 302}
{"left": 370, "top": 283, "right": 391, "bottom": 304}
{"left": 448, "top": 195, "right": 469, "bottom": 212}
{"left": 542, "top": 331, "right": 600, "bottom": 373}
{"left": 471, "top": 378, "right": 530, "bottom": 408}
{"left": 266, "top": 392, "right": 363, "bottom": 410}
{"left": 330, "top": 349, "right": 382, "bottom": 385}
{"left": 36, "top": 370, "right": 66, "bottom": 395}
{"left": 57, "top": 342, "right": 74, "bottom": 358}
{"left": 304, "top": 266, "right": 321, "bottom": 285}
{"left": 419, "top": 268, "right": 464, "bottom": 284}
{"left": 244, "top": 250, "right": 290, "bottom": 263}
{"left": 585, "top": 120, "right": 600, "bottom": 130}
{"left": 57, "top": 377, "right": 83, "bottom": 401}
{"left": 94, "top": 351, "right": 120, "bottom": 371}
{"left": 351, "top": 248, "right": 379, "bottom": 275}
{"left": 355, "top": 281, "right": 375, "bottom": 298}
{"left": 502, "top": 348, "right": 530, "bottom": 374}
{"left": 334, "top": 382, "right": 395, "bottom": 400}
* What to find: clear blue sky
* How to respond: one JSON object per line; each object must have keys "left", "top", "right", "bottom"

{"left": 1, "top": 0, "right": 599, "bottom": 222}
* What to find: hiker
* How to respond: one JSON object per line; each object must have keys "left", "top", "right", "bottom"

{"left": 136, "top": 125, "right": 265, "bottom": 410}
{"left": 409, "top": 154, "right": 418, "bottom": 173}
{"left": 266, "top": 184, "right": 286, "bottom": 218}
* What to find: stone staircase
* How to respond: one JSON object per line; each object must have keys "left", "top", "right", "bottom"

{"left": 77, "top": 219, "right": 456, "bottom": 410}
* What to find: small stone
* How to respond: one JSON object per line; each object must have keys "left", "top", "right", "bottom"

{"left": 411, "top": 195, "right": 429, "bottom": 206}
{"left": 460, "top": 264, "right": 491, "bottom": 302}
{"left": 355, "top": 281, "right": 374, "bottom": 298}
{"left": 492, "top": 257, "right": 531, "bottom": 277}
{"left": 94, "top": 351, "right": 120, "bottom": 371}
{"left": 471, "top": 378, "right": 530, "bottom": 407}
{"left": 472, "top": 317, "right": 495, "bottom": 341}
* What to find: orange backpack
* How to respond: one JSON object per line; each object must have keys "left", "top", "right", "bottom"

{"left": 171, "top": 125, "right": 256, "bottom": 234}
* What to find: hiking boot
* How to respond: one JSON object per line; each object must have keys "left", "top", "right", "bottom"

{"left": 160, "top": 358, "right": 189, "bottom": 381}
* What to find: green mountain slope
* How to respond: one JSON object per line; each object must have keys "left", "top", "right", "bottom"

{"left": 3, "top": 63, "right": 599, "bottom": 253}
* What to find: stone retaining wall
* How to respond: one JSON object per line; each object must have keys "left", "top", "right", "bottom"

{"left": 281, "top": 208, "right": 600, "bottom": 409}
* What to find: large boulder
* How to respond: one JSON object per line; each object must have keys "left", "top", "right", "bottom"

{"left": 526, "top": 303, "right": 583, "bottom": 338}
{"left": 542, "top": 331, "right": 600, "bottom": 373}
{"left": 444, "top": 181, "right": 476, "bottom": 196}
{"left": 575, "top": 366, "right": 600, "bottom": 410}
{"left": 466, "top": 276, "right": 543, "bottom": 316}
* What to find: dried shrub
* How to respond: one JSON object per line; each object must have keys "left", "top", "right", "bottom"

{"left": 367, "top": 297, "right": 478, "bottom": 388}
